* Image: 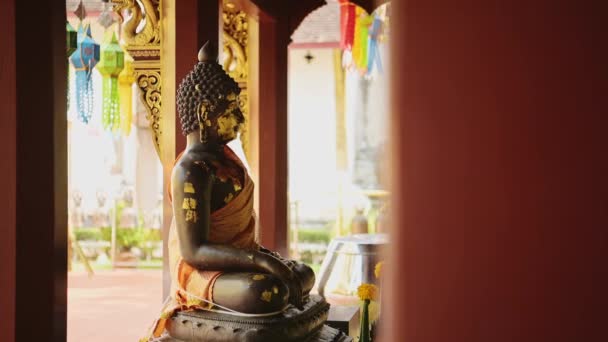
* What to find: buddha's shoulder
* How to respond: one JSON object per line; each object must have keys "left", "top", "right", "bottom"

{"left": 174, "top": 151, "right": 218, "bottom": 176}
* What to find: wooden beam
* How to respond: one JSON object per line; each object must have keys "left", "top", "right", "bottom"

{"left": 350, "top": 0, "right": 388, "bottom": 14}
{"left": 230, "top": 0, "right": 325, "bottom": 36}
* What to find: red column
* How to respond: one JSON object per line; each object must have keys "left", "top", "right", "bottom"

{"left": 387, "top": 1, "right": 608, "bottom": 341}
{"left": 163, "top": 0, "right": 221, "bottom": 297}
{"left": 248, "top": 15, "right": 290, "bottom": 256}
{"left": 174, "top": 0, "right": 220, "bottom": 155}
{"left": 0, "top": 0, "right": 17, "bottom": 340}
{"left": 0, "top": 0, "right": 68, "bottom": 339}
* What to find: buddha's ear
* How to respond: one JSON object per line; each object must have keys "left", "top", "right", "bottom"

{"left": 196, "top": 101, "right": 211, "bottom": 143}
{"left": 198, "top": 101, "right": 212, "bottom": 127}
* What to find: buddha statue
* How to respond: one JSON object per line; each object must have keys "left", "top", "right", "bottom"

{"left": 146, "top": 42, "right": 349, "bottom": 342}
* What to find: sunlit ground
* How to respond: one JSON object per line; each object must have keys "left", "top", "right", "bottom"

{"left": 68, "top": 263, "right": 162, "bottom": 342}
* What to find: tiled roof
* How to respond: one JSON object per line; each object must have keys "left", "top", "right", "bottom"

{"left": 66, "top": 0, "right": 105, "bottom": 14}
{"left": 291, "top": 0, "right": 340, "bottom": 44}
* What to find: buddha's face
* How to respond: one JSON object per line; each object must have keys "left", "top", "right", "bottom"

{"left": 211, "top": 98, "right": 244, "bottom": 144}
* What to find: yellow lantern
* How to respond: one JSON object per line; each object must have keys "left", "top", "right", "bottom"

{"left": 118, "top": 54, "right": 135, "bottom": 136}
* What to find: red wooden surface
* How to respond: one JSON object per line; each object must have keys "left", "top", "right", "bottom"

{"left": 0, "top": 0, "right": 68, "bottom": 339}
{"left": 387, "top": 1, "right": 608, "bottom": 341}
{"left": 0, "top": 0, "right": 17, "bottom": 340}
{"left": 247, "top": 15, "right": 291, "bottom": 256}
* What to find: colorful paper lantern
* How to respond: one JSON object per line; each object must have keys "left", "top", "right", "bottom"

{"left": 69, "top": 24, "right": 100, "bottom": 124}
{"left": 366, "top": 16, "right": 384, "bottom": 74}
{"left": 339, "top": 0, "right": 356, "bottom": 50}
{"left": 66, "top": 22, "right": 78, "bottom": 111}
{"left": 66, "top": 22, "right": 78, "bottom": 56}
{"left": 352, "top": 7, "right": 373, "bottom": 73}
{"left": 97, "top": 32, "right": 125, "bottom": 132}
{"left": 118, "top": 54, "right": 135, "bottom": 136}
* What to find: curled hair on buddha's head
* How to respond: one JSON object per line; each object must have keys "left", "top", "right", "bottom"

{"left": 177, "top": 41, "right": 241, "bottom": 136}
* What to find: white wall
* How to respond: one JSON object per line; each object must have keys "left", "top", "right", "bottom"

{"left": 288, "top": 48, "right": 339, "bottom": 220}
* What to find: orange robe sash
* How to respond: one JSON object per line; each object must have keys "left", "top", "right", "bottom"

{"left": 147, "top": 146, "right": 258, "bottom": 340}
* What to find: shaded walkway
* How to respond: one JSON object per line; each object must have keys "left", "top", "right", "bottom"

{"left": 68, "top": 269, "right": 162, "bottom": 342}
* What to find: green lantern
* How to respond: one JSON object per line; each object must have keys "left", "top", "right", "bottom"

{"left": 66, "top": 22, "right": 78, "bottom": 112}
{"left": 66, "top": 22, "right": 78, "bottom": 56}
{"left": 97, "top": 32, "right": 125, "bottom": 132}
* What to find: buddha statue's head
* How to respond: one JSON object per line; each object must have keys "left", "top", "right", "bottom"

{"left": 177, "top": 41, "right": 244, "bottom": 145}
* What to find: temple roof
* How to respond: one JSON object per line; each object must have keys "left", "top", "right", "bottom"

{"left": 291, "top": 0, "right": 340, "bottom": 44}
{"left": 66, "top": 0, "right": 105, "bottom": 14}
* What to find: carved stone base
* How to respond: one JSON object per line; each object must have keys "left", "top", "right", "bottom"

{"left": 154, "top": 324, "right": 350, "bottom": 342}
{"left": 159, "top": 295, "right": 352, "bottom": 342}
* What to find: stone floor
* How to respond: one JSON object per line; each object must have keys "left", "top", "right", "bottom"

{"left": 68, "top": 269, "right": 163, "bottom": 342}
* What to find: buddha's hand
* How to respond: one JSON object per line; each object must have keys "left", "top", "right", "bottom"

{"left": 256, "top": 252, "right": 304, "bottom": 310}
{"left": 285, "top": 271, "right": 304, "bottom": 310}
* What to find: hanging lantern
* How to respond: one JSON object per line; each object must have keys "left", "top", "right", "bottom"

{"left": 118, "top": 54, "right": 135, "bottom": 136}
{"left": 339, "top": 0, "right": 356, "bottom": 50}
{"left": 97, "top": 32, "right": 125, "bottom": 132}
{"left": 69, "top": 24, "right": 100, "bottom": 124}
{"left": 366, "top": 15, "right": 384, "bottom": 75}
{"left": 66, "top": 22, "right": 78, "bottom": 111}
{"left": 339, "top": 0, "right": 356, "bottom": 68}
{"left": 66, "top": 22, "right": 78, "bottom": 56}
{"left": 97, "top": 1, "right": 116, "bottom": 30}
{"left": 352, "top": 7, "right": 373, "bottom": 73}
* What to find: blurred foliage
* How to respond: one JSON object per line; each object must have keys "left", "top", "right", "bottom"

{"left": 73, "top": 199, "right": 162, "bottom": 251}
{"left": 73, "top": 227, "right": 105, "bottom": 241}
{"left": 297, "top": 227, "right": 332, "bottom": 244}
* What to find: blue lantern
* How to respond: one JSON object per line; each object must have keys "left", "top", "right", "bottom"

{"left": 69, "top": 24, "right": 99, "bottom": 124}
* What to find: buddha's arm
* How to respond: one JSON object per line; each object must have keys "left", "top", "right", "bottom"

{"left": 171, "top": 159, "right": 292, "bottom": 280}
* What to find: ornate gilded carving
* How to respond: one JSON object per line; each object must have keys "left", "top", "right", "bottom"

{"left": 222, "top": 9, "right": 248, "bottom": 80}
{"left": 236, "top": 90, "right": 249, "bottom": 153}
{"left": 128, "top": 49, "right": 161, "bottom": 58}
{"left": 111, "top": 0, "right": 161, "bottom": 46}
{"left": 112, "top": 0, "right": 162, "bottom": 157}
{"left": 222, "top": 2, "right": 249, "bottom": 155}
{"left": 135, "top": 70, "right": 162, "bottom": 154}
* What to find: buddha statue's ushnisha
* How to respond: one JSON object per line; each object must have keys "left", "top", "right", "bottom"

{"left": 147, "top": 42, "right": 315, "bottom": 340}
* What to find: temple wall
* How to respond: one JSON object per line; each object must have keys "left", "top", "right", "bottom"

{"left": 288, "top": 47, "right": 338, "bottom": 221}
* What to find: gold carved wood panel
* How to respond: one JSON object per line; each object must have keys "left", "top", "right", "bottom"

{"left": 112, "top": 0, "right": 162, "bottom": 157}
{"left": 222, "top": 1, "right": 250, "bottom": 156}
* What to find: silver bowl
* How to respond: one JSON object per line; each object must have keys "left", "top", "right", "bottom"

{"left": 316, "top": 233, "right": 388, "bottom": 305}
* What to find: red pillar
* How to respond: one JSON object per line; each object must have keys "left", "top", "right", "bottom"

{"left": 0, "top": 0, "right": 17, "bottom": 340}
{"left": 388, "top": 1, "right": 608, "bottom": 341}
{"left": 174, "top": 0, "right": 220, "bottom": 157}
{"left": 163, "top": 0, "right": 221, "bottom": 297}
{"left": 0, "top": 0, "right": 68, "bottom": 339}
{"left": 248, "top": 15, "right": 291, "bottom": 256}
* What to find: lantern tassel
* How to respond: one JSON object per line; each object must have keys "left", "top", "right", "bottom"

{"left": 367, "top": 16, "right": 384, "bottom": 75}
{"left": 75, "top": 70, "right": 94, "bottom": 124}
{"left": 102, "top": 76, "right": 120, "bottom": 132}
